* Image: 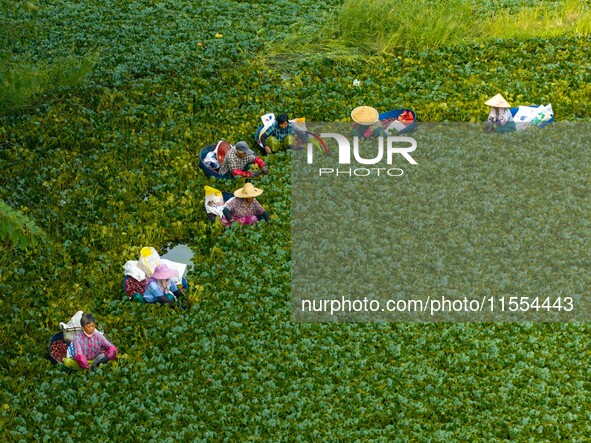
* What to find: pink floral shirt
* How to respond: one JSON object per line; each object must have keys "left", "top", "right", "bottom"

{"left": 225, "top": 197, "right": 265, "bottom": 218}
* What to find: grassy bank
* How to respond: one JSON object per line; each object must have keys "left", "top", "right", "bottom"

{"left": 261, "top": 0, "right": 591, "bottom": 61}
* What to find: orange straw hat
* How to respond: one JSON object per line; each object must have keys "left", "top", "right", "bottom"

{"left": 351, "top": 106, "right": 379, "bottom": 124}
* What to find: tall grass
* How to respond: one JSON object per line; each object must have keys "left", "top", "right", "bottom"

{"left": 259, "top": 0, "right": 591, "bottom": 65}
{"left": 337, "top": 0, "right": 480, "bottom": 53}
{"left": 0, "top": 56, "right": 95, "bottom": 114}
{"left": 485, "top": 0, "right": 591, "bottom": 39}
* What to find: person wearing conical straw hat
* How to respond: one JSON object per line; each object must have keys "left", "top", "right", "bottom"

{"left": 485, "top": 93, "right": 514, "bottom": 133}
{"left": 351, "top": 106, "right": 387, "bottom": 138}
{"left": 221, "top": 182, "right": 270, "bottom": 226}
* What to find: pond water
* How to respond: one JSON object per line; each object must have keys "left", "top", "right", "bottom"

{"left": 161, "top": 244, "right": 195, "bottom": 270}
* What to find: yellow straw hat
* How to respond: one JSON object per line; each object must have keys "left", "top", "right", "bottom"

{"left": 351, "top": 106, "right": 379, "bottom": 124}
{"left": 234, "top": 182, "right": 263, "bottom": 198}
{"left": 484, "top": 94, "right": 511, "bottom": 108}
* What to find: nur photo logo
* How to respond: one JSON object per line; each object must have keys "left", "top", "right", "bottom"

{"left": 306, "top": 133, "right": 418, "bottom": 177}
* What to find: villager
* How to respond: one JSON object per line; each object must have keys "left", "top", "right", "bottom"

{"left": 351, "top": 106, "right": 387, "bottom": 138}
{"left": 222, "top": 182, "right": 270, "bottom": 226}
{"left": 259, "top": 113, "right": 304, "bottom": 154}
{"left": 63, "top": 313, "right": 118, "bottom": 371}
{"left": 143, "top": 263, "right": 185, "bottom": 305}
{"left": 485, "top": 93, "right": 515, "bottom": 133}
{"left": 218, "top": 141, "right": 269, "bottom": 178}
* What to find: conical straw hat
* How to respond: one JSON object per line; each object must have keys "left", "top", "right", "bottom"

{"left": 234, "top": 182, "right": 263, "bottom": 198}
{"left": 351, "top": 106, "right": 379, "bottom": 124}
{"left": 484, "top": 94, "right": 511, "bottom": 108}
